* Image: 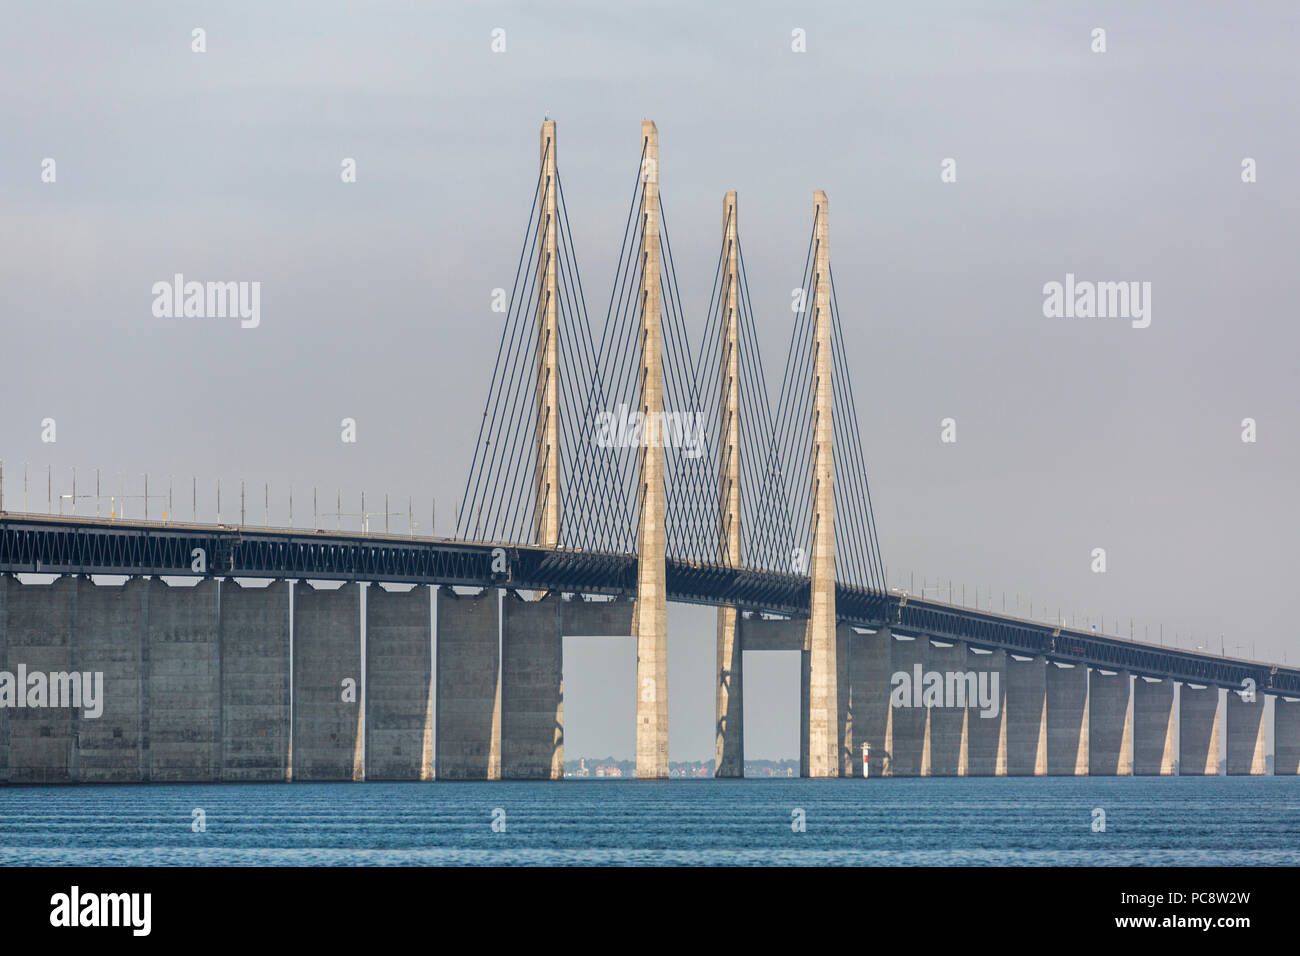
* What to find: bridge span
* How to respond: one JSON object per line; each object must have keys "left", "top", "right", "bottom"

{"left": 0, "top": 511, "right": 1295, "bottom": 782}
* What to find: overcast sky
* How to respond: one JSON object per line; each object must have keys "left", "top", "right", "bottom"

{"left": 2, "top": 1, "right": 1297, "bottom": 761}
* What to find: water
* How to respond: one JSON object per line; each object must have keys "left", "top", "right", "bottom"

{"left": 1, "top": 777, "right": 1298, "bottom": 866}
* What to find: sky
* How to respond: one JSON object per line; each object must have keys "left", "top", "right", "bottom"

{"left": 1, "top": 1, "right": 1297, "bottom": 761}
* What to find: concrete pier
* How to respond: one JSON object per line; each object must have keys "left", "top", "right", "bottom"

{"left": 76, "top": 578, "right": 147, "bottom": 783}
{"left": 1179, "top": 684, "right": 1222, "bottom": 775}
{"left": 799, "top": 647, "right": 810, "bottom": 775}
{"left": 1225, "top": 691, "right": 1266, "bottom": 775}
{"left": 3, "top": 568, "right": 1292, "bottom": 786}
{"left": 714, "top": 606, "right": 743, "bottom": 777}
{"left": 364, "top": 585, "right": 433, "bottom": 781}
{"left": 1006, "top": 654, "right": 1047, "bottom": 775}
{"left": 1046, "top": 662, "right": 1088, "bottom": 775}
{"left": 1276, "top": 697, "right": 1300, "bottom": 775}
{"left": 1088, "top": 669, "right": 1132, "bottom": 776}
{"left": 2, "top": 575, "right": 79, "bottom": 783}
{"left": 845, "top": 627, "right": 891, "bottom": 777}
{"left": 800, "top": 630, "right": 853, "bottom": 777}
{"left": 924, "top": 640, "right": 967, "bottom": 776}
{"left": 884, "top": 634, "right": 926, "bottom": 776}
{"left": 964, "top": 648, "right": 1007, "bottom": 776}
{"left": 1132, "top": 677, "right": 1176, "bottom": 775}
{"left": 220, "top": 579, "right": 290, "bottom": 782}
{"left": 835, "top": 624, "right": 853, "bottom": 775}
{"left": 500, "top": 591, "right": 563, "bottom": 780}
{"left": 146, "top": 578, "right": 221, "bottom": 782}
{"left": 292, "top": 582, "right": 363, "bottom": 781}
{"left": 436, "top": 588, "right": 501, "bottom": 779}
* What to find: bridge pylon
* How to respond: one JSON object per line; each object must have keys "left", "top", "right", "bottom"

{"left": 802, "top": 190, "right": 841, "bottom": 778}
{"left": 632, "top": 120, "right": 669, "bottom": 779}
{"left": 534, "top": 119, "right": 561, "bottom": 548}
{"left": 715, "top": 190, "right": 744, "bottom": 777}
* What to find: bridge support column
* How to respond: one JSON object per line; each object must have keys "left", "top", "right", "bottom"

{"left": 799, "top": 647, "right": 810, "bottom": 773}
{"left": 292, "top": 582, "right": 363, "bottom": 781}
{"left": 501, "top": 591, "right": 564, "bottom": 780}
{"left": 838, "top": 625, "right": 854, "bottom": 775}
{"left": 714, "top": 607, "right": 743, "bottom": 777}
{"left": 802, "top": 189, "right": 839, "bottom": 778}
{"left": 77, "top": 577, "right": 148, "bottom": 783}
{"left": 1275, "top": 697, "right": 1300, "bottom": 774}
{"left": 1006, "top": 654, "right": 1047, "bottom": 776}
{"left": 1, "top": 575, "right": 78, "bottom": 783}
{"left": 846, "top": 626, "right": 891, "bottom": 777}
{"left": 632, "top": 119, "right": 669, "bottom": 779}
{"left": 146, "top": 577, "right": 221, "bottom": 781}
{"left": 800, "top": 636, "right": 852, "bottom": 776}
{"left": 964, "top": 648, "right": 1007, "bottom": 776}
{"left": 1179, "top": 684, "right": 1222, "bottom": 775}
{"left": 1088, "top": 669, "right": 1132, "bottom": 775}
{"left": 714, "top": 189, "right": 744, "bottom": 780}
{"left": 1046, "top": 662, "right": 1088, "bottom": 775}
{"left": 220, "top": 580, "right": 290, "bottom": 781}
{"left": 436, "top": 588, "right": 502, "bottom": 780}
{"left": 1132, "top": 677, "right": 1175, "bottom": 775}
{"left": 365, "top": 584, "right": 433, "bottom": 781}
{"left": 883, "top": 634, "right": 926, "bottom": 776}
{"left": 925, "top": 640, "right": 967, "bottom": 776}
{"left": 1226, "top": 691, "right": 1266, "bottom": 775}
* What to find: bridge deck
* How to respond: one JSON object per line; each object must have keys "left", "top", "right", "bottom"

{"left": 1, "top": 512, "right": 1295, "bottom": 696}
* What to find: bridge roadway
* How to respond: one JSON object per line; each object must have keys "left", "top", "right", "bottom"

{"left": 2, "top": 512, "right": 1295, "bottom": 697}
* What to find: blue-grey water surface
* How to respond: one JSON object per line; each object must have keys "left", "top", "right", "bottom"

{"left": 2, "top": 777, "right": 1298, "bottom": 865}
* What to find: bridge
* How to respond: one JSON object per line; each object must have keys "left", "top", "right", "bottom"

{"left": 1, "top": 119, "right": 1296, "bottom": 783}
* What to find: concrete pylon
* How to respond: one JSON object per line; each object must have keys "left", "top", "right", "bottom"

{"left": 534, "top": 119, "right": 561, "bottom": 548}
{"left": 802, "top": 190, "right": 839, "bottom": 777}
{"left": 714, "top": 190, "right": 744, "bottom": 778}
{"left": 632, "top": 120, "right": 669, "bottom": 779}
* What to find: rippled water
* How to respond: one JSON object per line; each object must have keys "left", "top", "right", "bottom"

{"left": 1, "top": 777, "right": 1298, "bottom": 865}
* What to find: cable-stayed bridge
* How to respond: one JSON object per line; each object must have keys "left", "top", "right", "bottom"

{"left": 1, "top": 120, "right": 1296, "bottom": 783}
